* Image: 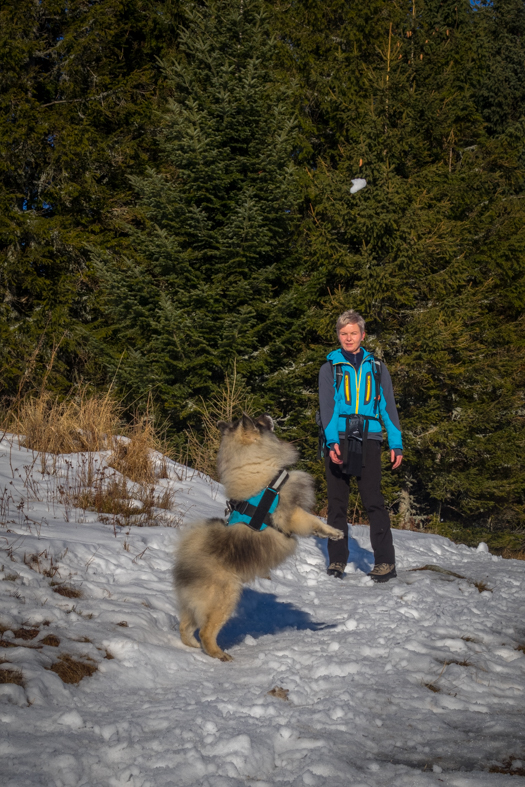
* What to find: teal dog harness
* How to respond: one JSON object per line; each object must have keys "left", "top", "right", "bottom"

{"left": 226, "top": 469, "right": 289, "bottom": 532}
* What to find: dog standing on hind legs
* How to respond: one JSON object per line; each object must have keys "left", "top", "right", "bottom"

{"left": 174, "top": 414, "right": 343, "bottom": 662}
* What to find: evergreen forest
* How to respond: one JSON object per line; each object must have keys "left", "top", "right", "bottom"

{"left": 1, "top": 0, "right": 524, "bottom": 550}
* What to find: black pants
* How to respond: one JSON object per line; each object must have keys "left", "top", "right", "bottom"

{"left": 325, "top": 439, "right": 395, "bottom": 566}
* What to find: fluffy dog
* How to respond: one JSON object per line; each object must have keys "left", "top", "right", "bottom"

{"left": 174, "top": 414, "right": 343, "bottom": 661}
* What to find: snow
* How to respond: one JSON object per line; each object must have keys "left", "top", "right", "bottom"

{"left": 1, "top": 435, "right": 524, "bottom": 786}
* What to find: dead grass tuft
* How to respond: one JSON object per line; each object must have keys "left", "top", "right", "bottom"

{"left": 75, "top": 473, "right": 177, "bottom": 527}
{"left": 48, "top": 654, "right": 97, "bottom": 684}
{"left": 41, "top": 634, "right": 60, "bottom": 647}
{"left": 500, "top": 548, "right": 525, "bottom": 561}
{"left": 23, "top": 550, "right": 61, "bottom": 578}
{"left": 442, "top": 658, "right": 472, "bottom": 667}
{"left": 117, "top": 621, "right": 128, "bottom": 627}
{"left": 51, "top": 584, "right": 82, "bottom": 599}
{"left": 473, "top": 580, "right": 492, "bottom": 593}
{"left": 12, "top": 388, "right": 120, "bottom": 454}
{"left": 0, "top": 665, "right": 24, "bottom": 686}
{"left": 109, "top": 415, "right": 174, "bottom": 484}
{"left": 12, "top": 628, "right": 39, "bottom": 640}
{"left": 424, "top": 683, "right": 440, "bottom": 693}
{"left": 185, "top": 371, "right": 255, "bottom": 479}
{"left": 489, "top": 759, "right": 525, "bottom": 776}
{"left": 267, "top": 686, "right": 289, "bottom": 701}
{"left": 109, "top": 418, "right": 156, "bottom": 483}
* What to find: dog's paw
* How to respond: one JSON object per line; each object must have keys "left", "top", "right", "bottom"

{"left": 328, "top": 529, "right": 344, "bottom": 541}
{"left": 219, "top": 652, "right": 234, "bottom": 662}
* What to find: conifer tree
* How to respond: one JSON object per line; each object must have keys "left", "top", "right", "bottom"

{"left": 282, "top": 0, "right": 525, "bottom": 530}
{"left": 0, "top": 0, "right": 182, "bottom": 400}
{"left": 473, "top": 0, "right": 525, "bottom": 136}
{"left": 94, "top": 0, "right": 300, "bottom": 430}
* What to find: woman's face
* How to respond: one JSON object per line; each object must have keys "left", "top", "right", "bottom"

{"left": 338, "top": 322, "right": 365, "bottom": 353}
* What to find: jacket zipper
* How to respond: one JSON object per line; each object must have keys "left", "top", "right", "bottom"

{"left": 354, "top": 365, "right": 363, "bottom": 414}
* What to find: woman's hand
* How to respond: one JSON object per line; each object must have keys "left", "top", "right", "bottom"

{"left": 391, "top": 450, "right": 403, "bottom": 470}
{"left": 329, "top": 443, "right": 343, "bottom": 465}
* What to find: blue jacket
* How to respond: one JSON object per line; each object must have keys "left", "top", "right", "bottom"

{"left": 319, "top": 348, "right": 403, "bottom": 451}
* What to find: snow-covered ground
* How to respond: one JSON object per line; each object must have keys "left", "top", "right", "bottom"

{"left": 0, "top": 436, "right": 524, "bottom": 787}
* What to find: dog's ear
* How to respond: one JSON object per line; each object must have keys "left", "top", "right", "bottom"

{"left": 217, "top": 421, "right": 230, "bottom": 435}
{"left": 241, "top": 413, "right": 257, "bottom": 432}
{"left": 255, "top": 414, "right": 275, "bottom": 432}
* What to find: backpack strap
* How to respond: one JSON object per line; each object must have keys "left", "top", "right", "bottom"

{"left": 316, "top": 361, "right": 343, "bottom": 460}
{"left": 333, "top": 361, "right": 344, "bottom": 391}
{"left": 370, "top": 356, "right": 382, "bottom": 415}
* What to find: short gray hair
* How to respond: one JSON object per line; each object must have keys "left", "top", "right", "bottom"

{"left": 336, "top": 310, "right": 365, "bottom": 335}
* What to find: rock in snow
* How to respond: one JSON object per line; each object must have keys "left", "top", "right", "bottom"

{"left": 0, "top": 435, "right": 524, "bottom": 786}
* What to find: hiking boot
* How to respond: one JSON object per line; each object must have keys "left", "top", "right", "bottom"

{"left": 327, "top": 562, "right": 346, "bottom": 579}
{"left": 368, "top": 563, "right": 397, "bottom": 583}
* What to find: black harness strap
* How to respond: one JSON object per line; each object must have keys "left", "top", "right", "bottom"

{"left": 226, "top": 469, "right": 289, "bottom": 532}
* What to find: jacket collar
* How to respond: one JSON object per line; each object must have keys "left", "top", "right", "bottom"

{"left": 327, "top": 347, "right": 373, "bottom": 364}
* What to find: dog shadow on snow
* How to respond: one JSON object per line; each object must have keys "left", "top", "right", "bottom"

{"left": 217, "top": 537, "right": 373, "bottom": 650}
{"left": 218, "top": 587, "right": 335, "bottom": 650}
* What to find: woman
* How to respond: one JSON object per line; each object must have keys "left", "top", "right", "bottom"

{"left": 318, "top": 310, "right": 403, "bottom": 582}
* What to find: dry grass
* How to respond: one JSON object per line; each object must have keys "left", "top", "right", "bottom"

{"left": 489, "top": 759, "right": 525, "bottom": 776}
{"left": 423, "top": 683, "right": 440, "bottom": 693}
{"left": 23, "top": 550, "right": 60, "bottom": 578}
{"left": 500, "top": 547, "right": 525, "bottom": 561}
{"left": 10, "top": 389, "right": 175, "bottom": 483}
{"left": 0, "top": 665, "right": 24, "bottom": 686}
{"left": 48, "top": 654, "right": 97, "bottom": 684}
{"left": 185, "top": 371, "right": 254, "bottom": 479}
{"left": 51, "top": 584, "right": 83, "bottom": 599}
{"left": 473, "top": 580, "right": 492, "bottom": 593}
{"left": 41, "top": 634, "right": 60, "bottom": 647}
{"left": 5, "top": 386, "right": 181, "bottom": 529}
{"left": 12, "top": 628, "right": 39, "bottom": 640}
{"left": 12, "top": 388, "right": 119, "bottom": 454}
{"left": 73, "top": 471, "right": 177, "bottom": 528}
{"left": 109, "top": 416, "right": 158, "bottom": 484}
{"left": 267, "top": 686, "right": 289, "bottom": 700}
